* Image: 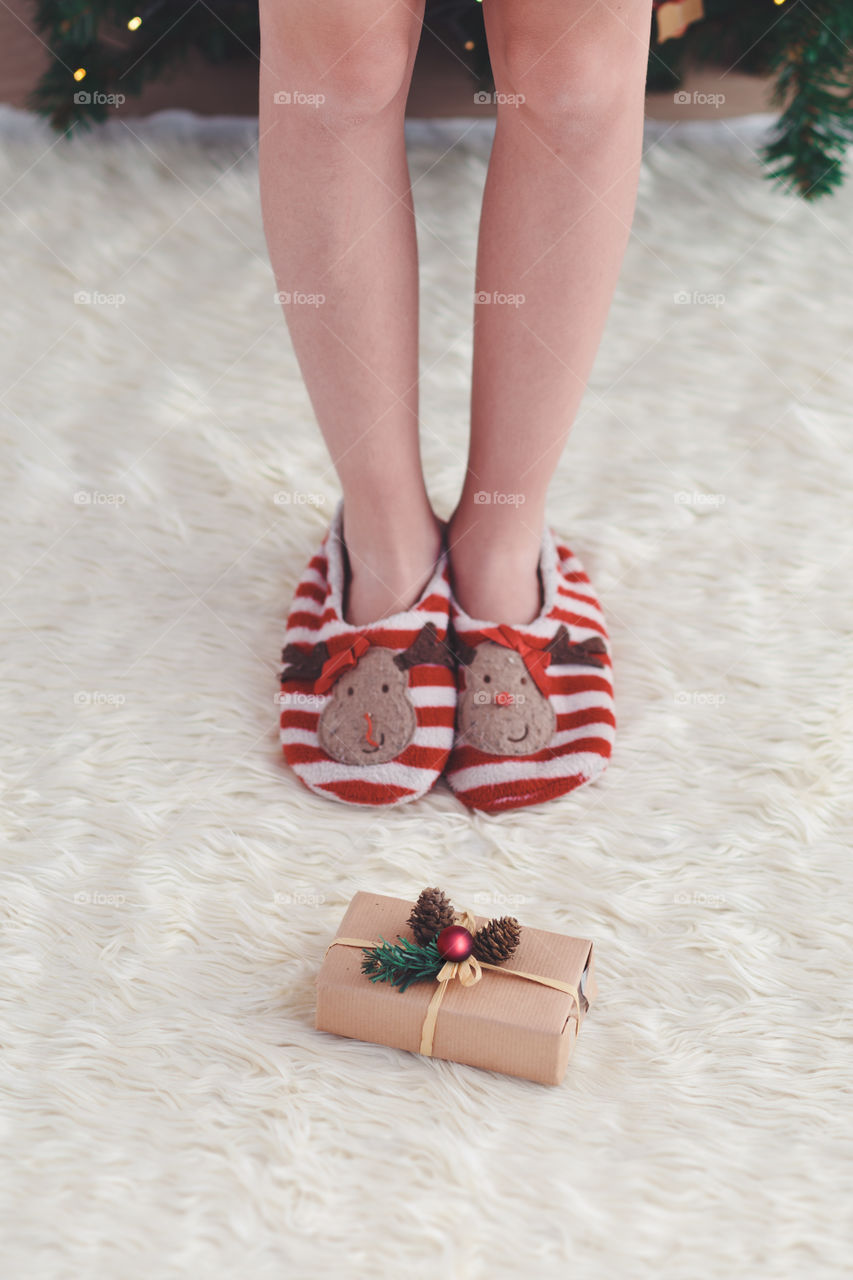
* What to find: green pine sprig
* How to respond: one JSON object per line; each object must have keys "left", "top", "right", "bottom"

{"left": 360, "top": 936, "right": 444, "bottom": 993}
{"left": 759, "top": 0, "right": 853, "bottom": 200}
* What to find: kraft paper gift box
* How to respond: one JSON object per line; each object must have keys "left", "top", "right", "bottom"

{"left": 315, "top": 891, "right": 597, "bottom": 1086}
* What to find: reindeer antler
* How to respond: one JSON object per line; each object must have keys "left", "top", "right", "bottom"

{"left": 280, "top": 640, "right": 330, "bottom": 684}
{"left": 393, "top": 622, "right": 456, "bottom": 671}
{"left": 546, "top": 626, "right": 607, "bottom": 668}
{"left": 451, "top": 633, "right": 478, "bottom": 668}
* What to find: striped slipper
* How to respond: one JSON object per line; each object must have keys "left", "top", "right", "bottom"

{"left": 445, "top": 526, "right": 615, "bottom": 813}
{"left": 277, "top": 503, "right": 456, "bottom": 806}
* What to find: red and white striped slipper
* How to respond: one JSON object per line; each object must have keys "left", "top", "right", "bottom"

{"left": 278, "top": 503, "right": 456, "bottom": 806}
{"left": 445, "top": 526, "right": 616, "bottom": 813}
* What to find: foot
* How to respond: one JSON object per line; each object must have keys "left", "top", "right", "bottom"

{"left": 277, "top": 501, "right": 457, "bottom": 807}
{"left": 444, "top": 524, "right": 615, "bottom": 814}
{"left": 341, "top": 507, "right": 444, "bottom": 626}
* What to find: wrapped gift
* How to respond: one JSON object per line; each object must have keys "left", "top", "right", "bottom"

{"left": 315, "top": 888, "right": 597, "bottom": 1086}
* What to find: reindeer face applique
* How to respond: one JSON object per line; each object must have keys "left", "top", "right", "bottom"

{"left": 319, "top": 647, "right": 416, "bottom": 764}
{"left": 457, "top": 643, "right": 555, "bottom": 756}
{"left": 280, "top": 622, "right": 454, "bottom": 767}
{"left": 456, "top": 626, "right": 607, "bottom": 757}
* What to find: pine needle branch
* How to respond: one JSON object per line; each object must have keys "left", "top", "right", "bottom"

{"left": 360, "top": 936, "right": 443, "bottom": 993}
{"left": 759, "top": 0, "right": 853, "bottom": 199}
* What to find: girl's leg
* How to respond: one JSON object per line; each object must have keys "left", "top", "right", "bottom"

{"left": 259, "top": 0, "right": 440, "bottom": 625}
{"left": 448, "top": 0, "right": 653, "bottom": 623}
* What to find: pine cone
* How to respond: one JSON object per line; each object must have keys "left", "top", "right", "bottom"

{"left": 471, "top": 916, "right": 521, "bottom": 965}
{"left": 407, "top": 887, "right": 455, "bottom": 946}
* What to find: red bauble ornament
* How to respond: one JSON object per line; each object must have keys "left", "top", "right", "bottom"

{"left": 435, "top": 924, "right": 473, "bottom": 962}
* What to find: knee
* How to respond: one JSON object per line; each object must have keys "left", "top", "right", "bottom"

{"left": 317, "top": 24, "right": 416, "bottom": 123}
{"left": 260, "top": 6, "right": 416, "bottom": 124}
{"left": 495, "top": 12, "right": 646, "bottom": 131}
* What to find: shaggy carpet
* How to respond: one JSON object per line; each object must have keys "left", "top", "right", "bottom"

{"left": 0, "top": 105, "right": 851, "bottom": 1279}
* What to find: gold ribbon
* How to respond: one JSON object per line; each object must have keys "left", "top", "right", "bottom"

{"left": 324, "top": 907, "right": 582, "bottom": 1057}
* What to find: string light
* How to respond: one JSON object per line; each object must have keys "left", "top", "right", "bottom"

{"left": 73, "top": 68, "right": 86, "bottom": 82}
{"left": 127, "top": 16, "right": 142, "bottom": 30}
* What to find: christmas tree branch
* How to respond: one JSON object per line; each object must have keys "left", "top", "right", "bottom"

{"left": 760, "top": 0, "right": 853, "bottom": 198}
{"left": 361, "top": 937, "right": 443, "bottom": 993}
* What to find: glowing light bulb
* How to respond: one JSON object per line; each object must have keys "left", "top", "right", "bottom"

{"left": 73, "top": 68, "right": 86, "bottom": 82}
{"left": 128, "top": 16, "right": 142, "bottom": 30}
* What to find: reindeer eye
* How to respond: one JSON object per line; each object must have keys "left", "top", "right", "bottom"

{"left": 483, "top": 675, "right": 491, "bottom": 684}
{"left": 381, "top": 683, "right": 389, "bottom": 693}
{"left": 347, "top": 687, "right": 354, "bottom": 696}
{"left": 521, "top": 677, "right": 527, "bottom": 685}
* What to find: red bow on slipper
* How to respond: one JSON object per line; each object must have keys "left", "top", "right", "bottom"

{"left": 315, "top": 632, "right": 372, "bottom": 695}
{"left": 478, "top": 624, "right": 554, "bottom": 696}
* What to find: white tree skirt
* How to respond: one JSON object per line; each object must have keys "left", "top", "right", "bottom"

{"left": 1, "top": 106, "right": 851, "bottom": 1278}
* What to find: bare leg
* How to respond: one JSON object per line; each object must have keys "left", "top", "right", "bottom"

{"left": 448, "top": 0, "right": 653, "bottom": 622}
{"left": 258, "top": 0, "right": 441, "bottom": 624}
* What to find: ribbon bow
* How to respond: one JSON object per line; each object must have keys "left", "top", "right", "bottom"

{"left": 315, "top": 632, "right": 372, "bottom": 695}
{"left": 478, "top": 624, "right": 554, "bottom": 697}
{"left": 433, "top": 910, "right": 483, "bottom": 990}
{"left": 419, "top": 909, "right": 483, "bottom": 1053}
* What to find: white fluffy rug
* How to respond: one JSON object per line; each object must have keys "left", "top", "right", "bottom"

{"left": 1, "top": 105, "right": 851, "bottom": 1278}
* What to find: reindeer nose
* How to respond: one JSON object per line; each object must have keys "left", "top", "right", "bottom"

{"left": 495, "top": 690, "right": 513, "bottom": 707}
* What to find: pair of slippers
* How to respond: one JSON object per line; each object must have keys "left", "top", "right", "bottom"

{"left": 278, "top": 503, "right": 615, "bottom": 812}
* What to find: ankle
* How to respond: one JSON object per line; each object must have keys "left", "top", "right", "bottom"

{"left": 447, "top": 530, "right": 543, "bottom": 626}
{"left": 342, "top": 505, "right": 442, "bottom": 574}
{"left": 339, "top": 500, "right": 443, "bottom": 625}
{"left": 448, "top": 504, "right": 541, "bottom": 569}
